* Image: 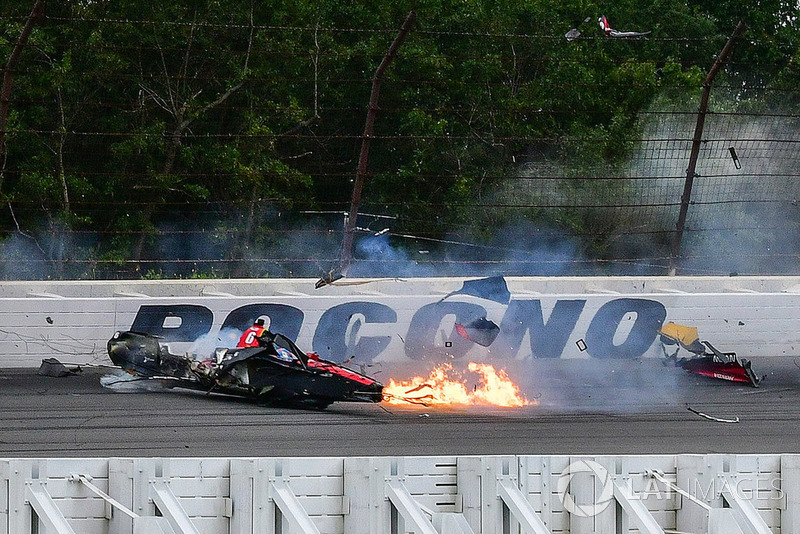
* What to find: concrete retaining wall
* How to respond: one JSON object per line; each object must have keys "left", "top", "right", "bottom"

{"left": 1, "top": 276, "right": 799, "bottom": 368}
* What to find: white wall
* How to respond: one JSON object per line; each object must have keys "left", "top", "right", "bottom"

{"left": 2, "top": 454, "right": 796, "bottom": 534}
{"left": 1, "top": 276, "right": 799, "bottom": 368}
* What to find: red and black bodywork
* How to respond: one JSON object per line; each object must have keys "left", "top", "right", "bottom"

{"left": 107, "top": 330, "right": 384, "bottom": 409}
{"left": 676, "top": 339, "right": 761, "bottom": 387}
{"left": 658, "top": 322, "right": 761, "bottom": 387}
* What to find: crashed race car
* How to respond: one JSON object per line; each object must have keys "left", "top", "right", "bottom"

{"left": 107, "top": 330, "right": 384, "bottom": 409}
{"left": 658, "top": 322, "right": 761, "bottom": 387}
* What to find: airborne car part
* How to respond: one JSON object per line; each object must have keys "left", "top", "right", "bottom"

{"left": 107, "top": 330, "right": 384, "bottom": 409}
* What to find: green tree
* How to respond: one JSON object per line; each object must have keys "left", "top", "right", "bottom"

{"left": 0, "top": 0, "right": 797, "bottom": 278}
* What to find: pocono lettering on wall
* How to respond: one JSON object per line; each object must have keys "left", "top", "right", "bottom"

{"left": 0, "top": 276, "right": 798, "bottom": 367}
{"left": 127, "top": 297, "right": 666, "bottom": 362}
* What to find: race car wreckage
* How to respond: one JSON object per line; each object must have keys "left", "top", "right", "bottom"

{"left": 658, "top": 322, "right": 762, "bottom": 387}
{"left": 107, "top": 330, "right": 384, "bottom": 409}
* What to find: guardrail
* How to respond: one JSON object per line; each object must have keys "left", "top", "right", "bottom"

{"left": 2, "top": 454, "right": 797, "bottom": 533}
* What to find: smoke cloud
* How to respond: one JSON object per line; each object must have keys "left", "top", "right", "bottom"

{"left": 189, "top": 327, "right": 242, "bottom": 358}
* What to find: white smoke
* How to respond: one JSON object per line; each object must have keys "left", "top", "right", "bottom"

{"left": 188, "top": 327, "right": 242, "bottom": 358}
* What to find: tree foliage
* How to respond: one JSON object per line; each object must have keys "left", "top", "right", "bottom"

{"left": 0, "top": 0, "right": 797, "bottom": 278}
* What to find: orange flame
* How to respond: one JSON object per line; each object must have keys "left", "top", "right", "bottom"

{"left": 383, "top": 362, "right": 533, "bottom": 407}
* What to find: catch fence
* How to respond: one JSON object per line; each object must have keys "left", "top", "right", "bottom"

{"left": 0, "top": 10, "right": 798, "bottom": 278}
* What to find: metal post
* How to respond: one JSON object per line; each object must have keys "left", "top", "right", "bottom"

{"left": 496, "top": 479, "right": 553, "bottom": 534}
{"left": 149, "top": 480, "right": 201, "bottom": 534}
{"left": 668, "top": 21, "right": 746, "bottom": 275}
{"left": 338, "top": 12, "right": 416, "bottom": 271}
{"left": 25, "top": 483, "right": 78, "bottom": 534}
{"left": 719, "top": 475, "right": 775, "bottom": 534}
{"left": 384, "top": 480, "right": 440, "bottom": 534}
{"left": 271, "top": 479, "right": 322, "bottom": 534}
{"left": 611, "top": 479, "right": 665, "bottom": 534}
{"left": 0, "top": 0, "right": 44, "bottom": 194}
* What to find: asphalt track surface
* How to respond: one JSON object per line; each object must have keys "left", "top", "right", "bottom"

{"left": 2, "top": 357, "right": 800, "bottom": 457}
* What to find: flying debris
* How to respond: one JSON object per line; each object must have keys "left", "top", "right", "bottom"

{"left": 658, "top": 322, "right": 761, "bottom": 387}
{"left": 107, "top": 330, "right": 384, "bottom": 410}
{"left": 565, "top": 16, "right": 593, "bottom": 41}
{"left": 440, "top": 276, "right": 511, "bottom": 305}
{"left": 598, "top": 15, "right": 651, "bottom": 38}
{"left": 454, "top": 317, "right": 501, "bottom": 347}
{"left": 438, "top": 277, "right": 509, "bottom": 348}
{"left": 315, "top": 267, "right": 345, "bottom": 289}
{"left": 729, "top": 147, "right": 742, "bottom": 169}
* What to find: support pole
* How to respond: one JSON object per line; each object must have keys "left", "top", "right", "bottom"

{"left": 385, "top": 479, "right": 439, "bottom": 534}
{"left": 149, "top": 481, "right": 201, "bottom": 534}
{"left": 70, "top": 473, "right": 139, "bottom": 519}
{"left": 496, "top": 479, "right": 553, "bottom": 534}
{"left": 25, "top": 483, "right": 77, "bottom": 534}
{"left": 611, "top": 479, "right": 665, "bottom": 534}
{"left": 719, "top": 476, "right": 775, "bottom": 534}
{"left": 271, "top": 479, "right": 322, "bottom": 534}
{"left": 668, "top": 21, "right": 745, "bottom": 275}
{"left": 321, "top": 11, "right": 414, "bottom": 287}
{"left": 0, "top": 0, "right": 44, "bottom": 195}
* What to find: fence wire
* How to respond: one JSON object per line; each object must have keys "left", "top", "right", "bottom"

{"left": 1, "top": 10, "right": 799, "bottom": 279}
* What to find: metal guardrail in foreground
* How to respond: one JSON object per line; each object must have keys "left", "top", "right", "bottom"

{"left": 2, "top": 454, "right": 798, "bottom": 533}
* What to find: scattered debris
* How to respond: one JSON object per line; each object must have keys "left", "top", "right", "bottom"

{"left": 406, "top": 383, "right": 433, "bottom": 395}
{"left": 38, "top": 358, "right": 81, "bottom": 377}
{"left": 658, "top": 322, "right": 761, "bottom": 387}
{"left": 729, "top": 146, "right": 741, "bottom": 169}
{"left": 454, "top": 317, "right": 501, "bottom": 347}
{"left": 381, "top": 392, "right": 433, "bottom": 406}
{"left": 100, "top": 371, "right": 170, "bottom": 392}
{"left": 315, "top": 274, "right": 406, "bottom": 289}
{"left": 687, "top": 406, "right": 740, "bottom": 424}
{"left": 315, "top": 268, "right": 345, "bottom": 289}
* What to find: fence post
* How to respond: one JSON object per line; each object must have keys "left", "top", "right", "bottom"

{"left": 669, "top": 21, "right": 746, "bottom": 275}
{"left": 317, "top": 11, "right": 415, "bottom": 288}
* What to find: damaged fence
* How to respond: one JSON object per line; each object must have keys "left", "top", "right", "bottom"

{"left": 2, "top": 454, "right": 799, "bottom": 534}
